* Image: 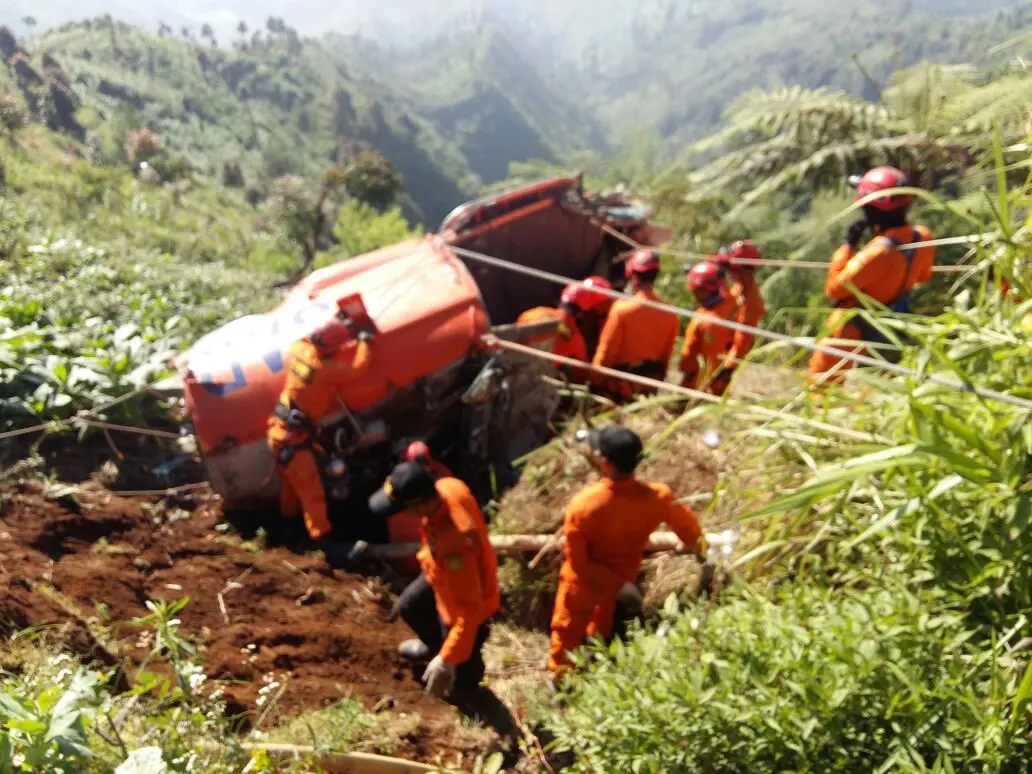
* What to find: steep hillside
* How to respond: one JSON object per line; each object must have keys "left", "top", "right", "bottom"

{"left": 329, "top": 23, "right": 607, "bottom": 183}
{"left": 566, "top": 0, "right": 1032, "bottom": 145}
{"left": 26, "top": 20, "right": 479, "bottom": 225}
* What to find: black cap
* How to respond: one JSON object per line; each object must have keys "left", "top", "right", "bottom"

{"left": 368, "top": 462, "right": 438, "bottom": 517}
{"left": 588, "top": 425, "right": 644, "bottom": 473}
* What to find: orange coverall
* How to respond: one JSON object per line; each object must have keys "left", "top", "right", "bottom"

{"left": 728, "top": 270, "right": 765, "bottom": 358}
{"left": 516, "top": 306, "right": 590, "bottom": 376}
{"left": 419, "top": 477, "right": 501, "bottom": 666}
{"left": 592, "top": 289, "right": 680, "bottom": 400}
{"left": 679, "top": 293, "right": 742, "bottom": 396}
{"left": 266, "top": 336, "right": 373, "bottom": 540}
{"left": 808, "top": 225, "right": 934, "bottom": 384}
{"left": 547, "top": 477, "right": 704, "bottom": 676}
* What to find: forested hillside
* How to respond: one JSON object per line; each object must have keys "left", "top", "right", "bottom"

{"left": 11, "top": 1, "right": 1032, "bottom": 166}
{"left": 328, "top": 24, "right": 607, "bottom": 183}
{"left": 23, "top": 19, "right": 484, "bottom": 225}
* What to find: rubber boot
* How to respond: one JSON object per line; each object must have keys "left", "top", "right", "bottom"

{"left": 398, "top": 639, "right": 430, "bottom": 662}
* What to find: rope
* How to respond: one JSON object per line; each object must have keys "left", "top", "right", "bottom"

{"left": 483, "top": 335, "right": 886, "bottom": 443}
{"left": 0, "top": 376, "right": 179, "bottom": 442}
{"left": 451, "top": 243, "right": 1032, "bottom": 411}
{"left": 596, "top": 222, "right": 989, "bottom": 273}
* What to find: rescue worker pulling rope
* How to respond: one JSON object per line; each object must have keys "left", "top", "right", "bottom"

{"left": 547, "top": 425, "right": 707, "bottom": 678}
{"left": 516, "top": 276, "right": 614, "bottom": 379}
{"left": 266, "top": 298, "right": 374, "bottom": 551}
{"left": 808, "top": 167, "right": 936, "bottom": 386}
{"left": 679, "top": 261, "right": 743, "bottom": 397}
{"left": 715, "top": 239, "right": 766, "bottom": 357}
{"left": 592, "top": 250, "right": 680, "bottom": 402}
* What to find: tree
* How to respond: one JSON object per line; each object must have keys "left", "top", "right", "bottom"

{"left": 200, "top": 24, "right": 214, "bottom": 41}
{"left": 339, "top": 151, "right": 404, "bottom": 211}
{"left": 157, "top": 22, "right": 172, "bottom": 38}
{"left": 269, "top": 167, "right": 348, "bottom": 285}
{"left": 21, "top": 17, "right": 36, "bottom": 32}
{"left": 331, "top": 200, "right": 422, "bottom": 261}
{"left": 181, "top": 26, "right": 191, "bottom": 41}
{"left": 686, "top": 63, "right": 1032, "bottom": 218}
{"left": 237, "top": 21, "right": 248, "bottom": 36}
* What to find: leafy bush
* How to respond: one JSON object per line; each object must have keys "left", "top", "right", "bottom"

{"left": 554, "top": 580, "right": 1032, "bottom": 773}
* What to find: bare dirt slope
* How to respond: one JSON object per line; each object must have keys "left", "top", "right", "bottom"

{"left": 0, "top": 483, "right": 489, "bottom": 764}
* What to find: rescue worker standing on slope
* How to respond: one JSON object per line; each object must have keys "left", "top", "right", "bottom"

{"left": 547, "top": 425, "right": 707, "bottom": 679}
{"left": 679, "top": 261, "right": 743, "bottom": 397}
{"left": 592, "top": 250, "right": 680, "bottom": 401}
{"left": 368, "top": 462, "right": 499, "bottom": 701}
{"left": 716, "top": 239, "right": 766, "bottom": 359}
{"left": 267, "top": 299, "right": 374, "bottom": 556}
{"left": 808, "top": 166, "right": 935, "bottom": 386}
{"left": 516, "top": 276, "right": 614, "bottom": 379}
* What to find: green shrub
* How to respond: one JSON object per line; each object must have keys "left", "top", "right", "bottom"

{"left": 554, "top": 579, "right": 1032, "bottom": 773}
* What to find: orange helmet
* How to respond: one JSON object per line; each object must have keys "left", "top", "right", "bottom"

{"left": 686, "top": 261, "right": 724, "bottom": 294}
{"left": 624, "top": 249, "right": 661, "bottom": 279}
{"left": 853, "top": 167, "right": 913, "bottom": 211}
{"left": 560, "top": 276, "right": 613, "bottom": 313}
{"left": 403, "top": 441, "right": 431, "bottom": 463}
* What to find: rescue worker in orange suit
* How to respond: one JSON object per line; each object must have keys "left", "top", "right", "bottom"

{"left": 715, "top": 239, "right": 766, "bottom": 359}
{"left": 679, "top": 262, "right": 743, "bottom": 397}
{"left": 516, "top": 276, "right": 614, "bottom": 378}
{"left": 547, "top": 425, "right": 707, "bottom": 679}
{"left": 368, "top": 462, "right": 499, "bottom": 700}
{"left": 808, "top": 166, "right": 935, "bottom": 386}
{"left": 267, "top": 299, "right": 374, "bottom": 552}
{"left": 403, "top": 441, "right": 453, "bottom": 480}
{"left": 592, "top": 250, "right": 680, "bottom": 401}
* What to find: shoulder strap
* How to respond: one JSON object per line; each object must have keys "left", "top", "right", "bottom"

{"left": 873, "top": 229, "right": 920, "bottom": 302}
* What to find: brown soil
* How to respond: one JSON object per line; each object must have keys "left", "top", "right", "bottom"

{"left": 0, "top": 484, "right": 489, "bottom": 764}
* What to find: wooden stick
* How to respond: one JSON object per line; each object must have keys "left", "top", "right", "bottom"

{"left": 240, "top": 743, "right": 440, "bottom": 773}
{"left": 366, "top": 531, "right": 690, "bottom": 560}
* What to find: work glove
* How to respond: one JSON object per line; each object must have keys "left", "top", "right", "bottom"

{"left": 615, "top": 582, "right": 643, "bottom": 615}
{"left": 322, "top": 539, "right": 369, "bottom": 568}
{"left": 845, "top": 218, "right": 868, "bottom": 249}
{"left": 422, "top": 655, "right": 456, "bottom": 699}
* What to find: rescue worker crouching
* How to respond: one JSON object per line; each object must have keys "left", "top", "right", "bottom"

{"left": 547, "top": 425, "right": 707, "bottom": 679}
{"left": 808, "top": 166, "right": 935, "bottom": 387}
{"left": 266, "top": 298, "right": 374, "bottom": 563}
{"left": 516, "top": 276, "right": 614, "bottom": 379}
{"left": 403, "top": 440, "right": 453, "bottom": 480}
{"left": 679, "top": 261, "right": 742, "bottom": 397}
{"left": 368, "top": 462, "right": 500, "bottom": 701}
{"left": 592, "top": 250, "right": 680, "bottom": 402}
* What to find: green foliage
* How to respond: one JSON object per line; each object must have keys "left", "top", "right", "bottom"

{"left": 326, "top": 200, "right": 423, "bottom": 263}
{"left": 338, "top": 151, "right": 403, "bottom": 211}
{"left": 28, "top": 21, "right": 481, "bottom": 225}
{"left": 554, "top": 580, "right": 1030, "bottom": 773}
{"left": 0, "top": 667, "right": 100, "bottom": 771}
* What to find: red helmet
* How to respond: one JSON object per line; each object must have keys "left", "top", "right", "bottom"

{"left": 624, "top": 249, "right": 661, "bottom": 279}
{"left": 403, "top": 441, "right": 431, "bottom": 463}
{"left": 560, "top": 276, "right": 613, "bottom": 312}
{"left": 686, "top": 261, "right": 724, "bottom": 294}
{"left": 853, "top": 167, "right": 913, "bottom": 211}
{"left": 727, "top": 240, "right": 761, "bottom": 262}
